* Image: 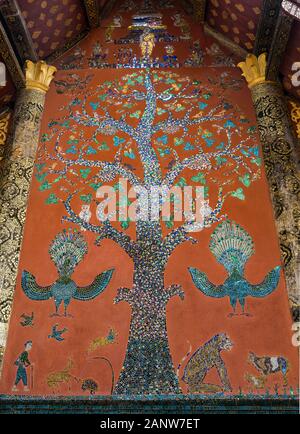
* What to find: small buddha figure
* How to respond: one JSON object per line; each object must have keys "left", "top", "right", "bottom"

{"left": 140, "top": 29, "right": 155, "bottom": 59}
{"left": 93, "top": 41, "right": 102, "bottom": 59}
{"left": 163, "top": 45, "right": 178, "bottom": 67}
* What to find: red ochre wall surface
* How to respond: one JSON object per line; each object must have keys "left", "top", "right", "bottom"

{"left": 0, "top": 0, "right": 298, "bottom": 399}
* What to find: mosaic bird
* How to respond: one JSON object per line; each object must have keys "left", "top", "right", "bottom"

{"left": 189, "top": 221, "right": 281, "bottom": 316}
{"left": 48, "top": 324, "right": 68, "bottom": 342}
{"left": 21, "top": 230, "right": 114, "bottom": 317}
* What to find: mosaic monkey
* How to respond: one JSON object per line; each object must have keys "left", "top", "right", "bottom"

{"left": 180, "top": 334, "right": 233, "bottom": 394}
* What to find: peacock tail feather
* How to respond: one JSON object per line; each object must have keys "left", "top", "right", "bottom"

{"left": 49, "top": 229, "right": 88, "bottom": 276}
{"left": 209, "top": 220, "right": 254, "bottom": 274}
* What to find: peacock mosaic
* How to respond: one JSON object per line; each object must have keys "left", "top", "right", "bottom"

{"left": 0, "top": 0, "right": 298, "bottom": 402}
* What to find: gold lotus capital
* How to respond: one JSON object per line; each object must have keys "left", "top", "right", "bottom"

{"left": 25, "top": 60, "right": 57, "bottom": 93}
{"left": 238, "top": 53, "right": 267, "bottom": 89}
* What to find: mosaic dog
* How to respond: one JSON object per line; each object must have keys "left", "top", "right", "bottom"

{"left": 248, "top": 352, "right": 289, "bottom": 386}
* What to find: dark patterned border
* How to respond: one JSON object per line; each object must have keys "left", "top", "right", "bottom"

{"left": 266, "top": 10, "right": 294, "bottom": 81}
{"left": 0, "top": 394, "right": 298, "bottom": 414}
{"left": 83, "top": 0, "right": 100, "bottom": 28}
{"left": 254, "top": 0, "right": 282, "bottom": 56}
{"left": 0, "top": 0, "right": 38, "bottom": 65}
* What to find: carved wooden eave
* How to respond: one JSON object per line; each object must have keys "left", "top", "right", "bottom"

{"left": 0, "top": 0, "right": 38, "bottom": 65}
{"left": 180, "top": 0, "right": 194, "bottom": 15}
{"left": 203, "top": 23, "right": 248, "bottom": 60}
{"left": 99, "top": 0, "right": 118, "bottom": 21}
{"left": 266, "top": 9, "right": 294, "bottom": 81}
{"left": 0, "top": 21, "right": 24, "bottom": 89}
{"left": 282, "top": 0, "right": 300, "bottom": 20}
{"left": 254, "top": 0, "right": 282, "bottom": 56}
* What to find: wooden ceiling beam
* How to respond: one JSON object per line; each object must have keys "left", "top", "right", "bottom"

{"left": 254, "top": 0, "right": 282, "bottom": 56}
{"left": 0, "top": 21, "right": 24, "bottom": 90}
{"left": 254, "top": 1, "right": 294, "bottom": 82}
{"left": 266, "top": 9, "right": 294, "bottom": 81}
{"left": 99, "top": 0, "right": 118, "bottom": 21}
{"left": 0, "top": 0, "right": 38, "bottom": 65}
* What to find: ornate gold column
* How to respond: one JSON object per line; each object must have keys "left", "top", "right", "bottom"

{"left": 0, "top": 61, "right": 56, "bottom": 371}
{"left": 0, "top": 110, "right": 11, "bottom": 163}
{"left": 290, "top": 100, "right": 300, "bottom": 140}
{"left": 238, "top": 54, "right": 300, "bottom": 322}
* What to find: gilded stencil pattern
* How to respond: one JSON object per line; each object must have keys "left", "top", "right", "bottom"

{"left": 0, "top": 111, "right": 10, "bottom": 162}
{"left": 11, "top": 89, "right": 45, "bottom": 158}
{"left": 290, "top": 101, "right": 300, "bottom": 139}
{"left": 206, "top": 0, "right": 261, "bottom": 51}
{"left": 18, "top": 0, "right": 87, "bottom": 58}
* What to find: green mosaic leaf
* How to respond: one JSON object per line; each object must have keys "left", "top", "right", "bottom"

{"left": 35, "top": 172, "right": 47, "bottom": 183}
{"left": 130, "top": 111, "right": 141, "bottom": 119}
{"left": 121, "top": 219, "right": 130, "bottom": 230}
{"left": 231, "top": 188, "right": 245, "bottom": 200}
{"left": 90, "top": 182, "right": 102, "bottom": 191}
{"left": 80, "top": 168, "right": 91, "bottom": 179}
{"left": 98, "top": 142, "right": 110, "bottom": 151}
{"left": 41, "top": 134, "right": 49, "bottom": 142}
{"left": 191, "top": 172, "right": 206, "bottom": 184}
{"left": 80, "top": 194, "right": 92, "bottom": 203}
{"left": 165, "top": 220, "right": 174, "bottom": 229}
{"left": 35, "top": 163, "right": 45, "bottom": 172}
{"left": 239, "top": 173, "right": 251, "bottom": 187}
{"left": 252, "top": 157, "right": 262, "bottom": 166}
{"left": 176, "top": 177, "right": 187, "bottom": 187}
{"left": 45, "top": 193, "right": 58, "bottom": 205}
{"left": 39, "top": 181, "right": 51, "bottom": 191}
{"left": 216, "top": 156, "right": 227, "bottom": 165}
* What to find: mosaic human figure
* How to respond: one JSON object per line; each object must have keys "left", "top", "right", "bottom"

{"left": 12, "top": 340, "right": 33, "bottom": 392}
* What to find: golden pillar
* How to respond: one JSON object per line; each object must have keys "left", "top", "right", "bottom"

{"left": 0, "top": 61, "right": 56, "bottom": 369}
{"left": 290, "top": 101, "right": 300, "bottom": 140}
{"left": 238, "top": 54, "right": 300, "bottom": 321}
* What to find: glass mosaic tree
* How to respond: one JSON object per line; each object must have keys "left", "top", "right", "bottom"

{"left": 36, "top": 69, "right": 261, "bottom": 394}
